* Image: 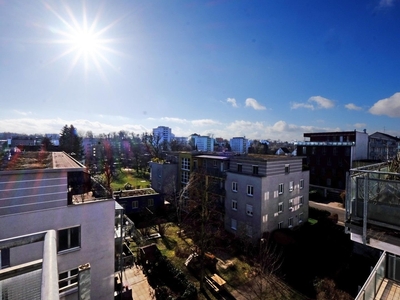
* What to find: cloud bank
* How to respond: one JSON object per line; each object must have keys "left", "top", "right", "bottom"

{"left": 369, "top": 92, "right": 400, "bottom": 117}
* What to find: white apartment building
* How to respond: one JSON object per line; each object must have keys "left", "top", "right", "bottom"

{"left": 189, "top": 134, "right": 214, "bottom": 152}
{"left": 225, "top": 155, "right": 309, "bottom": 241}
{"left": 0, "top": 152, "right": 115, "bottom": 300}
{"left": 230, "top": 137, "right": 248, "bottom": 154}
{"left": 153, "top": 126, "right": 173, "bottom": 144}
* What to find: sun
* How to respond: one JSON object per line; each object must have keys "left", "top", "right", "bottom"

{"left": 44, "top": 1, "right": 124, "bottom": 80}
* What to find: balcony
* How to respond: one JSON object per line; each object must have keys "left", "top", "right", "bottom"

{"left": 345, "top": 161, "right": 400, "bottom": 253}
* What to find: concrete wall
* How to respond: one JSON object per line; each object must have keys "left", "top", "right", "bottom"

{"left": 0, "top": 199, "right": 115, "bottom": 300}
{"left": 354, "top": 131, "right": 369, "bottom": 161}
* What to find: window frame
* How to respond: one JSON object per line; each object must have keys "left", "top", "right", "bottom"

{"left": 148, "top": 198, "right": 154, "bottom": 207}
{"left": 299, "top": 196, "right": 304, "bottom": 206}
{"left": 289, "top": 181, "right": 294, "bottom": 192}
{"left": 231, "top": 200, "right": 238, "bottom": 211}
{"left": 247, "top": 185, "right": 254, "bottom": 196}
{"left": 288, "top": 217, "right": 293, "bottom": 228}
{"left": 59, "top": 268, "right": 79, "bottom": 293}
{"left": 300, "top": 179, "right": 304, "bottom": 189}
{"left": 289, "top": 198, "right": 293, "bottom": 209}
{"left": 237, "top": 164, "right": 242, "bottom": 172}
{"left": 231, "top": 218, "right": 237, "bottom": 230}
{"left": 278, "top": 183, "right": 284, "bottom": 195}
{"left": 58, "top": 226, "right": 81, "bottom": 253}
{"left": 278, "top": 221, "right": 283, "bottom": 229}
{"left": 246, "top": 204, "right": 253, "bottom": 216}
{"left": 278, "top": 202, "right": 283, "bottom": 213}
{"left": 285, "top": 164, "right": 290, "bottom": 174}
{"left": 252, "top": 165, "right": 259, "bottom": 175}
{"left": 232, "top": 181, "right": 238, "bottom": 192}
{"left": 299, "top": 212, "right": 304, "bottom": 224}
{"left": 132, "top": 200, "right": 139, "bottom": 209}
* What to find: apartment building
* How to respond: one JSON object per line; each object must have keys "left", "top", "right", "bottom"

{"left": 230, "top": 137, "right": 248, "bottom": 154}
{"left": 0, "top": 151, "right": 115, "bottom": 300}
{"left": 225, "top": 154, "right": 309, "bottom": 242}
{"left": 153, "top": 126, "right": 173, "bottom": 144}
{"left": 296, "top": 130, "right": 369, "bottom": 192}
{"left": 189, "top": 134, "right": 214, "bottom": 152}
{"left": 368, "top": 132, "right": 400, "bottom": 161}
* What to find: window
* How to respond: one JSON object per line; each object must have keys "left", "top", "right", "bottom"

{"left": 148, "top": 198, "right": 154, "bottom": 207}
{"left": 213, "top": 160, "right": 217, "bottom": 168}
{"left": 1, "top": 248, "right": 10, "bottom": 268}
{"left": 299, "top": 213, "right": 304, "bottom": 223}
{"left": 278, "top": 221, "right": 283, "bottom": 229}
{"left": 232, "top": 181, "right": 238, "bottom": 192}
{"left": 59, "top": 268, "right": 78, "bottom": 292}
{"left": 299, "top": 196, "right": 304, "bottom": 206}
{"left": 58, "top": 226, "right": 80, "bottom": 252}
{"left": 278, "top": 183, "right": 284, "bottom": 195}
{"left": 181, "top": 171, "right": 189, "bottom": 184}
{"left": 289, "top": 199, "right": 293, "bottom": 209}
{"left": 237, "top": 164, "right": 242, "bottom": 172}
{"left": 231, "top": 200, "right": 238, "bottom": 210}
{"left": 246, "top": 225, "right": 253, "bottom": 237}
{"left": 288, "top": 217, "right": 293, "bottom": 228}
{"left": 132, "top": 201, "right": 138, "bottom": 209}
{"left": 247, "top": 185, "right": 254, "bottom": 196}
{"left": 231, "top": 219, "right": 237, "bottom": 230}
{"left": 246, "top": 204, "right": 253, "bottom": 216}
{"left": 252, "top": 165, "right": 259, "bottom": 175}
{"left": 181, "top": 157, "right": 190, "bottom": 170}
{"left": 278, "top": 202, "right": 283, "bottom": 213}
{"left": 289, "top": 181, "right": 294, "bottom": 192}
{"left": 285, "top": 164, "right": 290, "bottom": 173}
{"left": 300, "top": 179, "right": 304, "bottom": 189}
{"left": 302, "top": 146, "right": 306, "bottom": 154}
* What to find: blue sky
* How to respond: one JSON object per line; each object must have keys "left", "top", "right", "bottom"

{"left": 1, "top": 0, "right": 400, "bottom": 141}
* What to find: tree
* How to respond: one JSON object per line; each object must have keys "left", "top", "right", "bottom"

{"left": 181, "top": 169, "right": 223, "bottom": 291}
{"left": 41, "top": 136, "right": 54, "bottom": 151}
{"left": 59, "top": 125, "right": 84, "bottom": 160}
{"left": 142, "top": 133, "right": 163, "bottom": 159}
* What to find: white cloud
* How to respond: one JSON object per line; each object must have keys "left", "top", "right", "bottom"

{"left": 191, "top": 119, "right": 221, "bottom": 126}
{"left": 354, "top": 123, "right": 367, "bottom": 129}
{"left": 291, "top": 96, "right": 335, "bottom": 110}
{"left": 13, "top": 110, "right": 32, "bottom": 116}
{"left": 345, "top": 103, "right": 362, "bottom": 111}
{"left": 245, "top": 98, "right": 266, "bottom": 110}
{"left": 369, "top": 93, "right": 400, "bottom": 117}
{"left": 226, "top": 98, "right": 238, "bottom": 108}
{"left": 160, "top": 117, "right": 189, "bottom": 124}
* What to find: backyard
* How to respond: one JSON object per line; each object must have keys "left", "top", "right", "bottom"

{"left": 111, "top": 168, "right": 151, "bottom": 191}
{"left": 126, "top": 222, "right": 308, "bottom": 300}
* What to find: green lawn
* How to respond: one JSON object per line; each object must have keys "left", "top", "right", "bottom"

{"left": 111, "top": 169, "right": 150, "bottom": 190}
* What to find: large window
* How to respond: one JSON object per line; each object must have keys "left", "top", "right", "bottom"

{"left": 59, "top": 268, "right": 78, "bottom": 292}
{"left": 181, "top": 171, "right": 189, "bottom": 184}
{"left": 58, "top": 226, "right": 80, "bottom": 252}
{"left": 231, "top": 200, "right": 238, "bottom": 210}
{"left": 278, "top": 183, "right": 284, "bottom": 195}
{"left": 246, "top": 204, "right": 253, "bottom": 216}
{"left": 247, "top": 185, "right": 254, "bottom": 196}
{"left": 181, "top": 157, "right": 190, "bottom": 170}
{"left": 232, "top": 181, "right": 238, "bottom": 192}
{"left": 231, "top": 219, "right": 237, "bottom": 230}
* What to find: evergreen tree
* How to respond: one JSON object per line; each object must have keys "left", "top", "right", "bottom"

{"left": 59, "top": 125, "right": 83, "bottom": 160}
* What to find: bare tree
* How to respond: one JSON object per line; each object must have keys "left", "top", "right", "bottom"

{"left": 142, "top": 133, "right": 163, "bottom": 159}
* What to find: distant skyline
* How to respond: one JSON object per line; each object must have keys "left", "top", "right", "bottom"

{"left": 1, "top": 0, "right": 400, "bottom": 141}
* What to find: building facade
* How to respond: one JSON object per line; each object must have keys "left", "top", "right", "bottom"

{"left": 296, "top": 130, "right": 368, "bottom": 191}
{"left": 368, "top": 132, "right": 400, "bottom": 161}
{"left": 230, "top": 137, "right": 248, "bottom": 154}
{"left": 153, "top": 126, "right": 173, "bottom": 144}
{"left": 189, "top": 134, "right": 214, "bottom": 152}
{"left": 0, "top": 151, "right": 115, "bottom": 300}
{"left": 224, "top": 155, "right": 309, "bottom": 241}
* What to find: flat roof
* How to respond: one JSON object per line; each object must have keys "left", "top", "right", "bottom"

{"left": 1, "top": 151, "right": 83, "bottom": 171}
{"left": 195, "top": 155, "right": 230, "bottom": 160}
